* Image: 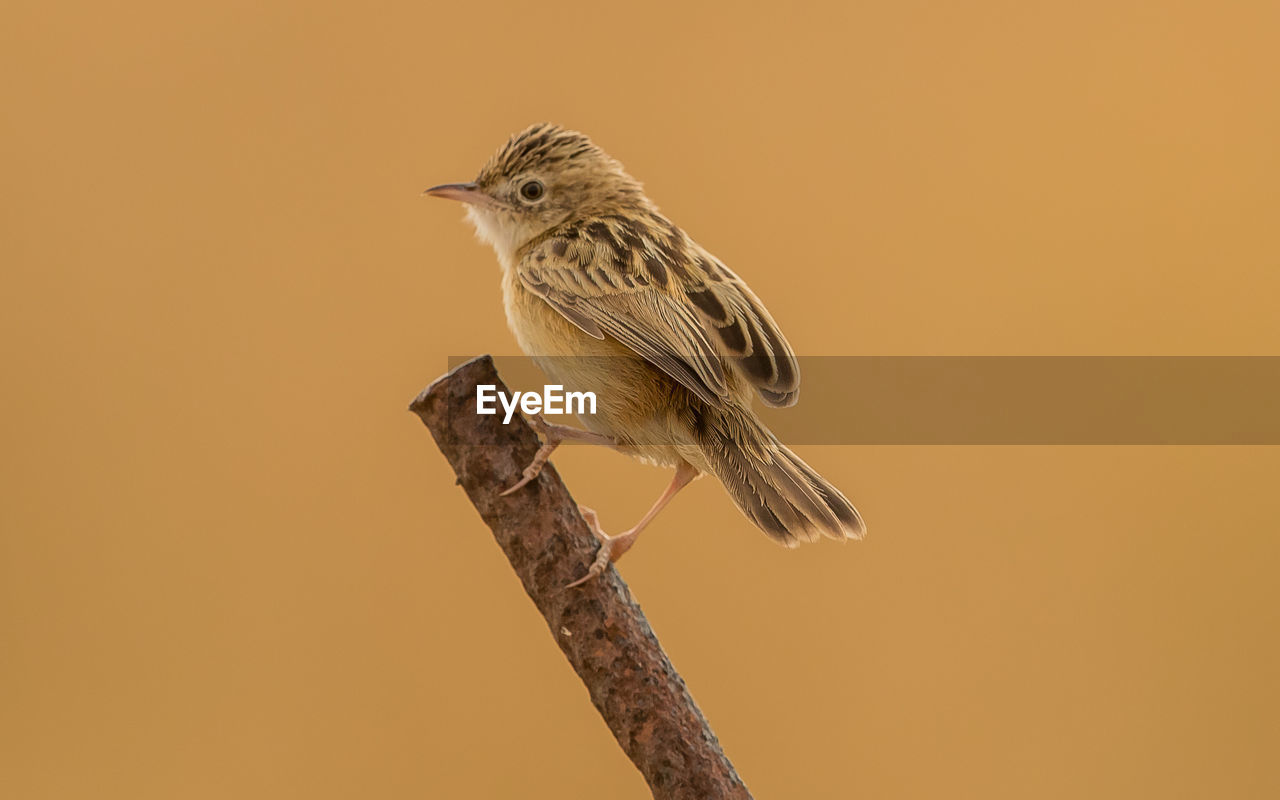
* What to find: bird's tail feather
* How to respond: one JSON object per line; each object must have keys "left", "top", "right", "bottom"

{"left": 695, "top": 405, "right": 865, "bottom": 546}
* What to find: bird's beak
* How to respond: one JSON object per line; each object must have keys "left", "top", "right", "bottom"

{"left": 422, "top": 182, "right": 494, "bottom": 207}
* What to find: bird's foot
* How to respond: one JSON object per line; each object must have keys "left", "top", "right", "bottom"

{"left": 566, "top": 505, "right": 639, "bottom": 589}
{"left": 499, "top": 415, "right": 561, "bottom": 496}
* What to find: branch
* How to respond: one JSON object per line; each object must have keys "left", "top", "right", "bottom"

{"left": 410, "top": 356, "right": 752, "bottom": 800}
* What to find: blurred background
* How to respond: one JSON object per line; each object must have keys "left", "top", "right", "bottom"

{"left": 3, "top": 1, "right": 1278, "bottom": 797}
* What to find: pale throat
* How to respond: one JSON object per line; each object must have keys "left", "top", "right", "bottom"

{"left": 465, "top": 205, "right": 533, "bottom": 271}
{"left": 464, "top": 204, "right": 545, "bottom": 354}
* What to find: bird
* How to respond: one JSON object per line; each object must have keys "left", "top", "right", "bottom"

{"left": 425, "top": 123, "right": 865, "bottom": 587}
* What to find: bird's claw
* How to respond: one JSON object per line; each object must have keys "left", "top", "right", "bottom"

{"left": 565, "top": 537, "right": 618, "bottom": 589}
{"left": 498, "top": 415, "right": 560, "bottom": 496}
{"left": 565, "top": 505, "right": 631, "bottom": 589}
{"left": 577, "top": 505, "right": 604, "bottom": 539}
{"left": 498, "top": 463, "right": 541, "bottom": 496}
{"left": 526, "top": 414, "right": 555, "bottom": 438}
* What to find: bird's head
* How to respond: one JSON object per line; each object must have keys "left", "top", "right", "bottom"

{"left": 425, "top": 123, "right": 647, "bottom": 263}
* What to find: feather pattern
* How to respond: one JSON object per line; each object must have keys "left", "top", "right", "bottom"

{"left": 516, "top": 211, "right": 802, "bottom": 407}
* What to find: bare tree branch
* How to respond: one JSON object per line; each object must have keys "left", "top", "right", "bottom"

{"left": 410, "top": 356, "right": 752, "bottom": 800}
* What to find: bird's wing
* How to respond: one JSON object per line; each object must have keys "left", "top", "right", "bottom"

{"left": 517, "top": 215, "right": 800, "bottom": 407}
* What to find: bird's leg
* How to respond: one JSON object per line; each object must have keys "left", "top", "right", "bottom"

{"left": 566, "top": 461, "right": 699, "bottom": 589}
{"left": 499, "top": 415, "right": 616, "bottom": 496}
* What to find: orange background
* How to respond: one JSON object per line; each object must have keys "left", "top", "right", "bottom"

{"left": 4, "top": 2, "right": 1278, "bottom": 797}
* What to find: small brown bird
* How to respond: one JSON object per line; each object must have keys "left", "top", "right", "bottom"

{"left": 426, "top": 123, "right": 864, "bottom": 587}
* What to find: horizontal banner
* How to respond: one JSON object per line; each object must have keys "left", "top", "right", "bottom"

{"left": 444, "top": 356, "right": 1280, "bottom": 445}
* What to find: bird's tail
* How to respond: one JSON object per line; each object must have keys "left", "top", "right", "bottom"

{"left": 692, "top": 404, "right": 866, "bottom": 546}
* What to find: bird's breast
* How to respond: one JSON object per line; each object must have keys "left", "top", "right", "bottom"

{"left": 498, "top": 269, "right": 685, "bottom": 450}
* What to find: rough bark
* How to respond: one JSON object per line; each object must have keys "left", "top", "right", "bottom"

{"left": 409, "top": 356, "right": 752, "bottom": 800}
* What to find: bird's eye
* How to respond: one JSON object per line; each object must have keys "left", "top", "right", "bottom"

{"left": 519, "top": 180, "right": 545, "bottom": 202}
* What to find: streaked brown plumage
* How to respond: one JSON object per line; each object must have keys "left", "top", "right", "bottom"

{"left": 426, "top": 123, "right": 864, "bottom": 586}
